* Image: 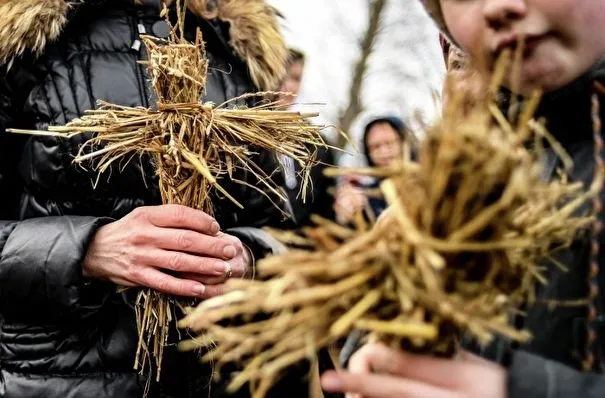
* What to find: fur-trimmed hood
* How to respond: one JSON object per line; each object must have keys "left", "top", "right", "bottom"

{"left": 0, "top": 0, "right": 287, "bottom": 91}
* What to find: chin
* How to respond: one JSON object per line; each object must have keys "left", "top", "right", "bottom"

{"left": 522, "top": 70, "right": 577, "bottom": 94}
{"left": 505, "top": 61, "right": 570, "bottom": 95}
{"left": 519, "top": 50, "right": 586, "bottom": 94}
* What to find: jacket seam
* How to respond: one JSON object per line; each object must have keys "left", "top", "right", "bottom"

{"left": 78, "top": 35, "right": 97, "bottom": 111}
{"left": 40, "top": 76, "right": 58, "bottom": 127}
{"left": 44, "top": 59, "right": 69, "bottom": 124}
{"left": 66, "top": 45, "right": 83, "bottom": 118}
{"left": 1, "top": 368, "right": 134, "bottom": 378}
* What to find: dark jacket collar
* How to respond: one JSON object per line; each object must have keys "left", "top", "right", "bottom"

{"left": 500, "top": 58, "right": 605, "bottom": 148}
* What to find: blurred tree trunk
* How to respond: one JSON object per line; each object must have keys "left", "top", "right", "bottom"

{"left": 336, "top": 0, "right": 387, "bottom": 148}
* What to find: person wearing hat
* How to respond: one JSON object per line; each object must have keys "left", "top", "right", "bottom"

{"left": 335, "top": 115, "right": 410, "bottom": 224}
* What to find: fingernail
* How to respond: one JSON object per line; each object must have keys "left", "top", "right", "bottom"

{"left": 321, "top": 374, "right": 342, "bottom": 391}
{"left": 193, "top": 284, "right": 206, "bottom": 296}
{"left": 210, "top": 222, "right": 220, "bottom": 235}
{"left": 223, "top": 245, "right": 236, "bottom": 259}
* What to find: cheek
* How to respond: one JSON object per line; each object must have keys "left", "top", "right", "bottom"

{"left": 540, "top": 0, "right": 605, "bottom": 66}
{"left": 441, "top": 3, "right": 484, "bottom": 54}
{"left": 538, "top": 0, "right": 605, "bottom": 42}
{"left": 572, "top": 2, "right": 605, "bottom": 52}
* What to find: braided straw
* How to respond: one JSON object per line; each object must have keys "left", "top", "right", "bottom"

{"left": 583, "top": 82, "right": 605, "bottom": 371}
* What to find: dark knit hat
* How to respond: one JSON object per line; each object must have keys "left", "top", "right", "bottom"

{"left": 362, "top": 116, "right": 407, "bottom": 167}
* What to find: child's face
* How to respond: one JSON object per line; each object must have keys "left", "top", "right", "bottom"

{"left": 440, "top": 0, "right": 605, "bottom": 94}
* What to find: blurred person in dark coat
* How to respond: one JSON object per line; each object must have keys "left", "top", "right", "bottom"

{"left": 278, "top": 48, "right": 336, "bottom": 226}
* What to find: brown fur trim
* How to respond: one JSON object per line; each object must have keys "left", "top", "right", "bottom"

{"left": 187, "top": 0, "right": 287, "bottom": 91}
{"left": 0, "top": 0, "right": 69, "bottom": 66}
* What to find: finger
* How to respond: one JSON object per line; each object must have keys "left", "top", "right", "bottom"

{"left": 459, "top": 351, "right": 494, "bottom": 366}
{"left": 218, "top": 232, "right": 242, "bottom": 245}
{"left": 199, "top": 283, "right": 226, "bottom": 299}
{"left": 348, "top": 344, "right": 374, "bottom": 374}
{"left": 321, "top": 371, "right": 456, "bottom": 398}
{"left": 180, "top": 258, "right": 245, "bottom": 283}
{"left": 180, "top": 273, "right": 225, "bottom": 285}
{"left": 227, "top": 258, "right": 247, "bottom": 278}
{"left": 128, "top": 266, "right": 206, "bottom": 297}
{"left": 133, "top": 204, "right": 220, "bottom": 236}
{"left": 355, "top": 344, "right": 475, "bottom": 390}
{"left": 136, "top": 249, "right": 229, "bottom": 276}
{"left": 144, "top": 228, "right": 237, "bottom": 260}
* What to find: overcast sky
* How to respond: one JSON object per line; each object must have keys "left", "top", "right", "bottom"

{"left": 267, "top": 0, "right": 446, "bottom": 142}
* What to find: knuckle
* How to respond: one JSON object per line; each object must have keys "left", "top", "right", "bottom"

{"left": 175, "top": 231, "right": 194, "bottom": 250}
{"left": 155, "top": 277, "right": 171, "bottom": 293}
{"left": 128, "top": 229, "right": 147, "bottom": 245}
{"left": 126, "top": 249, "right": 143, "bottom": 266}
{"left": 170, "top": 205, "right": 189, "bottom": 226}
{"left": 130, "top": 206, "right": 150, "bottom": 222}
{"left": 168, "top": 253, "right": 185, "bottom": 272}
{"left": 126, "top": 265, "right": 143, "bottom": 283}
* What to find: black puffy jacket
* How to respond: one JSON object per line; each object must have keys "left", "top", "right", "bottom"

{"left": 0, "top": 1, "right": 308, "bottom": 397}
{"left": 465, "top": 61, "right": 605, "bottom": 398}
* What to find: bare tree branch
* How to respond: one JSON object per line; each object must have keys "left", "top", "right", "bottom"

{"left": 336, "top": 0, "right": 387, "bottom": 147}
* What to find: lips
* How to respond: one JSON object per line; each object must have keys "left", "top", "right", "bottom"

{"left": 493, "top": 33, "right": 548, "bottom": 59}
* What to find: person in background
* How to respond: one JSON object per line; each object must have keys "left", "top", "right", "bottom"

{"left": 334, "top": 115, "right": 409, "bottom": 224}
{"left": 278, "top": 48, "right": 336, "bottom": 226}
{"left": 323, "top": 0, "right": 605, "bottom": 397}
{"left": 278, "top": 48, "right": 306, "bottom": 109}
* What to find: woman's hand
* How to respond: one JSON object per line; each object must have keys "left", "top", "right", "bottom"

{"left": 321, "top": 343, "right": 507, "bottom": 398}
{"left": 83, "top": 204, "right": 251, "bottom": 298}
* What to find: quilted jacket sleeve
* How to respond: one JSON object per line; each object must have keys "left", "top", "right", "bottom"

{"left": 508, "top": 350, "right": 605, "bottom": 398}
{"left": 0, "top": 71, "right": 111, "bottom": 323}
{"left": 0, "top": 217, "right": 113, "bottom": 321}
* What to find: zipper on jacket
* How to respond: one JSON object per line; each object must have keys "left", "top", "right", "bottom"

{"left": 128, "top": 15, "right": 151, "bottom": 109}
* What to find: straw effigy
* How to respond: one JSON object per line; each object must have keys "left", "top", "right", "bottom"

{"left": 176, "top": 51, "right": 605, "bottom": 398}
{"left": 9, "top": 1, "right": 326, "bottom": 383}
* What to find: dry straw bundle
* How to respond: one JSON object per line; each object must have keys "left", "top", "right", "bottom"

{"left": 177, "top": 52, "right": 604, "bottom": 398}
{"left": 10, "top": 1, "right": 325, "bottom": 382}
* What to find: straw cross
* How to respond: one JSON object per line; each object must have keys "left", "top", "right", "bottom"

{"left": 10, "top": 10, "right": 325, "bottom": 383}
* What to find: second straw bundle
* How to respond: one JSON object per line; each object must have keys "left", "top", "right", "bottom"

{"left": 178, "top": 63, "right": 603, "bottom": 397}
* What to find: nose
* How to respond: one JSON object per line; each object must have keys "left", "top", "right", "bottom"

{"left": 483, "top": 0, "right": 528, "bottom": 31}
